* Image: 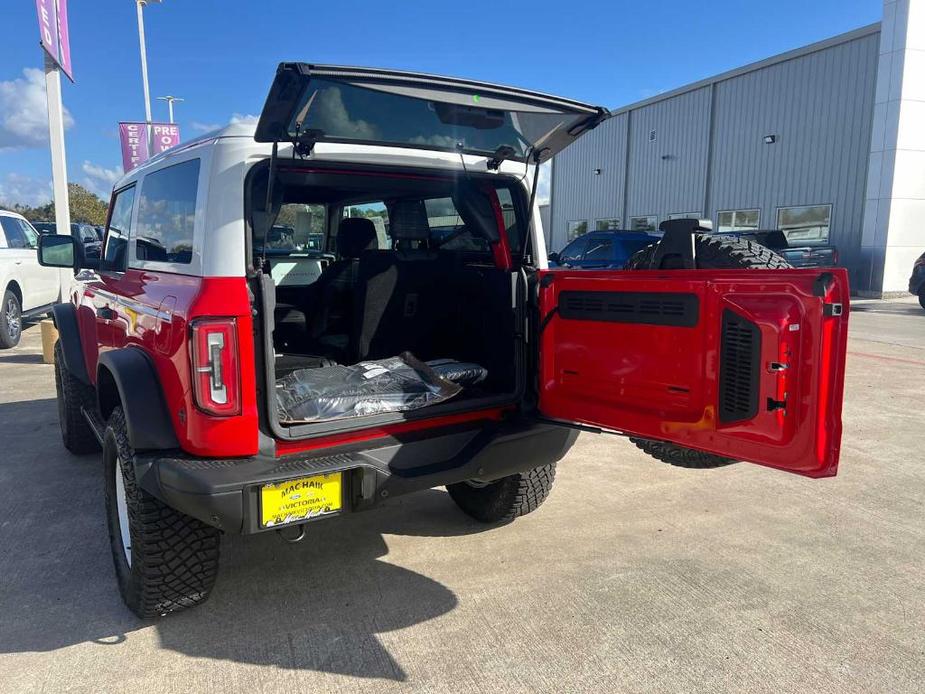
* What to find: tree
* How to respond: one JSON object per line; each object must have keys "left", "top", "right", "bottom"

{"left": 1, "top": 183, "right": 109, "bottom": 226}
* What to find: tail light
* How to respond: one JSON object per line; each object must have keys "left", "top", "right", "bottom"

{"left": 191, "top": 318, "right": 240, "bottom": 416}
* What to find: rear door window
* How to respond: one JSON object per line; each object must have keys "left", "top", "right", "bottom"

{"left": 342, "top": 202, "right": 391, "bottom": 250}
{"left": 135, "top": 159, "right": 200, "bottom": 264}
{"left": 425, "top": 197, "right": 489, "bottom": 253}
{"left": 0, "top": 217, "right": 29, "bottom": 249}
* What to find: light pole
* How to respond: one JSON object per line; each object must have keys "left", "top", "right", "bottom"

{"left": 157, "top": 95, "right": 184, "bottom": 123}
{"left": 134, "top": 0, "right": 161, "bottom": 149}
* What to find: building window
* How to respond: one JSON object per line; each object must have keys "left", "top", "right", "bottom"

{"left": 668, "top": 212, "right": 701, "bottom": 221}
{"left": 566, "top": 220, "right": 588, "bottom": 242}
{"left": 776, "top": 204, "right": 832, "bottom": 245}
{"left": 629, "top": 215, "right": 658, "bottom": 232}
{"left": 135, "top": 159, "right": 201, "bottom": 264}
{"left": 717, "top": 208, "right": 760, "bottom": 232}
{"left": 595, "top": 218, "right": 621, "bottom": 231}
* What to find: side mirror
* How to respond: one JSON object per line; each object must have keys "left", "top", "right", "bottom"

{"left": 38, "top": 234, "right": 76, "bottom": 269}
{"left": 548, "top": 251, "right": 560, "bottom": 264}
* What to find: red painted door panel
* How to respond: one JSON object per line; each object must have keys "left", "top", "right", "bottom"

{"left": 538, "top": 268, "right": 849, "bottom": 478}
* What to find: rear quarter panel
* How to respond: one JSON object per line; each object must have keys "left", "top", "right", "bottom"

{"left": 79, "top": 271, "right": 258, "bottom": 457}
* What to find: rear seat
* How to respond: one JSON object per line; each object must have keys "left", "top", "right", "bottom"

{"left": 351, "top": 249, "right": 455, "bottom": 361}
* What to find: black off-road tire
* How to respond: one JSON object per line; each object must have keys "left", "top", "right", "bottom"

{"left": 625, "top": 233, "right": 791, "bottom": 469}
{"left": 628, "top": 438, "right": 736, "bottom": 469}
{"left": 624, "top": 232, "right": 791, "bottom": 271}
{"left": 54, "top": 341, "right": 100, "bottom": 454}
{"left": 104, "top": 407, "right": 221, "bottom": 618}
{"left": 0, "top": 288, "right": 22, "bottom": 349}
{"left": 447, "top": 464, "right": 556, "bottom": 523}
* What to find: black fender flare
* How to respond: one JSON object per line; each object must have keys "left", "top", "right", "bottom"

{"left": 97, "top": 348, "right": 179, "bottom": 451}
{"left": 51, "top": 303, "right": 90, "bottom": 384}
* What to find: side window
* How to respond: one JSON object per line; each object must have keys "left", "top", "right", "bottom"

{"left": 559, "top": 236, "right": 589, "bottom": 263}
{"left": 135, "top": 159, "right": 200, "bottom": 264}
{"left": 269, "top": 204, "right": 326, "bottom": 251}
{"left": 584, "top": 237, "right": 613, "bottom": 261}
{"left": 0, "top": 217, "right": 29, "bottom": 249}
{"left": 343, "top": 202, "right": 390, "bottom": 250}
{"left": 104, "top": 186, "right": 136, "bottom": 271}
{"left": 494, "top": 188, "right": 523, "bottom": 257}
{"left": 17, "top": 219, "right": 39, "bottom": 248}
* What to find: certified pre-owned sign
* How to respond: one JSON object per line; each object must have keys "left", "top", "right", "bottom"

{"left": 35, "top": 0, "right": 73, "bottom": 81}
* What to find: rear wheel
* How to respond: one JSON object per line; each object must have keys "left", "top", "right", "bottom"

{"left": 447, "top": 464, "right": 556, "bottom": 523}
{"left": 54, "top": 341, "right": 100, "bottom": 454}
{"left": 624, "top": 234, "right": 791, "bottom": 469}
{"left": 0, "top": 289, "right": 21, "bottom": 349}
{"left": 104, "top": 407, "right": 221, "bottom": 618}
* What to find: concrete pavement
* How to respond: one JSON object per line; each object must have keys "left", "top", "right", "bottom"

{"left": 0, "top": 300, "right": 922, "bottom": 693}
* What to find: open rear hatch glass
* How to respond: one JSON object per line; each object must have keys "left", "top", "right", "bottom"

{"left": 255, "top": 63, "right": 610, "bottom": 162}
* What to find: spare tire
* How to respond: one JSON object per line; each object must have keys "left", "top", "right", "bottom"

{"left": 624, "top": 233, "right": 791, "bottom": 469}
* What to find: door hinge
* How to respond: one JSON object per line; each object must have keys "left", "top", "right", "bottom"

{"left": 823, "top": 303, "right": 843, "bottom": 317}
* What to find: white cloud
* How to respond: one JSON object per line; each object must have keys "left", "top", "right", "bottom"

{"left": 81, "top": 160, "right": 123, "bottom": 198}
{"left": 190, "top": 121, "right": 222, "bottom": 133}
{"left": 0, "top": 68, "right": 74, "bottom": 151}
{"left": 0, "top": 173, "right": 54, "bottom": 207}
{"left": 229, "top": 113, "right": 259, "bottom": 125}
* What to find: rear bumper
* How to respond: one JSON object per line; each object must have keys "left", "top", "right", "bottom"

{"left": 135, "top": 419, "right": 578, "bottom": 534}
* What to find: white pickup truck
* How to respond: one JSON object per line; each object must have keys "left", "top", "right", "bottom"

{"left": 0, "top": 209, "right": 62, "bottom": 348}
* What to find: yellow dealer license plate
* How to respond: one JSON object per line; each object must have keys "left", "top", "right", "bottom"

{"left": 260, "top": 472, "right": 342, "bottom": 528}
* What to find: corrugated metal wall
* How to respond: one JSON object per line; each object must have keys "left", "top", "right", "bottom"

{"left": 625, "top": 86, "right": 712, "bottom": 218}
{"left": 550, "top": 26, "right": 880, "bottom": 284}
{"left": 550, "top": 113, "right": 627, "bottom": 235}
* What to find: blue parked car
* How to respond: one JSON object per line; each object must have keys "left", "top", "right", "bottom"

{"left": 549, "top": 231, "right": 660, "bottom": 269}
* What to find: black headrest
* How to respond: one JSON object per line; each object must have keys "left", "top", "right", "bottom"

{"left": 389, "top": 200, "right": 431, "bottom": 241}
{"left": 337, "top": 217, "right": 379, "bottom": 258}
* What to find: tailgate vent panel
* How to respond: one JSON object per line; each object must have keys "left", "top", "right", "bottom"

{"left": 719, "top": 310, "right": 761, "bottom": 422}
{"left": 558, "top": 291, "right": 699, "bottom": 327}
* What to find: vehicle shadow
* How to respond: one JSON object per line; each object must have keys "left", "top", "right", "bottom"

{"left": 0, "top": 398, "right": 482, "bottom": 681}
{"left": 850, "top": 302, "right": 924, "bottom": 316}
{"left": 0, "top": 352, "right": 47, "bottom": 364}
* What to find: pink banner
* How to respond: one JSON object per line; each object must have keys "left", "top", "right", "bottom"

{"left": 151, "top": 123, "right": 181, "bottom": 156}
{"left": 56, "top": 0, "right": 72, "bottom": 81}
{"left": 35, "top": 0, "right": 73, "bottom": 81}
{"left": 119, "top": 123, "right": 149, "bottom": 172}
{"left": 120, "top": 123, "right": 182, "bottom": 171}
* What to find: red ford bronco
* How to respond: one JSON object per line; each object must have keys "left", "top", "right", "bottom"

{"left": 38, "top": 64, "right": 849, "bottom": 618}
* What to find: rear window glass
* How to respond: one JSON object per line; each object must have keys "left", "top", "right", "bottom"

{"left": 135, "top": 159, "right": 200, "bottom": 264}
{"left": 288, "top": 77, "right": 577, "bottom": 159}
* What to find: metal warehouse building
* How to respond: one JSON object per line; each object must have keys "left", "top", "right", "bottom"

{"left": 549, "top": 0, "right": 924, "bottom": 296}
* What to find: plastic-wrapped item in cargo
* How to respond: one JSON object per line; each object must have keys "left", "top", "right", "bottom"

{"left": 276, "top": 352, "right": 462, "bottom": 423}
{"left": 426, "top": 359, "right": 488, "bottom": 387}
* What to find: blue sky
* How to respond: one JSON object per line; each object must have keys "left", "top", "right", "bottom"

{"left": 0, "top": 0, "right": 880, "bottom": 206}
